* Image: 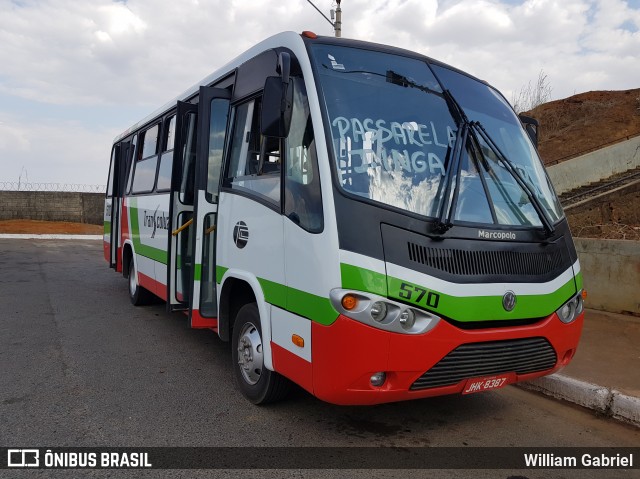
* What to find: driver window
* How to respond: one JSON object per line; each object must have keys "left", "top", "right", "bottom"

{"left": 284, "top": 77, "right": 323, "bottom": 233}
{"left": 224, "top": 97, "right": 281, "bottom": 206}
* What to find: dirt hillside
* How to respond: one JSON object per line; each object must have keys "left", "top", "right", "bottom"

{"left": 526, "top": 88, "right": 640, "bottom": 240}
{"left": 525, "top": 88, "right": 640, "bottom": 165}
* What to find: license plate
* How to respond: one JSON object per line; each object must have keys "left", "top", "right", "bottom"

{"left": 462, "top": 373, "right": 515, "bottom": 394}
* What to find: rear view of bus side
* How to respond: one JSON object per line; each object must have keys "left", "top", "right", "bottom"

{"left": 104, "top": 31, "right": 584, "bottom": 405}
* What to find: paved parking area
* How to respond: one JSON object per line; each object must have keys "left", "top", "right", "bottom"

{"left": 1, "top": 239, "right": 638, "bottom": 478}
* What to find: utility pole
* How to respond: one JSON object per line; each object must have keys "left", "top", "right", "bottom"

{"left": 305, "top": 0, "right": 342, "bottom": 37}
{"left": 334, "top": 0, "right": 342, "bottom": 37}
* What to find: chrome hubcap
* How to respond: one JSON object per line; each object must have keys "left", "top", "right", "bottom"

{"left": 237, "top": 322, "right": 263, "bottom": 385}
{"left": 129, "top": 264, "right": 137, "bottom": 296}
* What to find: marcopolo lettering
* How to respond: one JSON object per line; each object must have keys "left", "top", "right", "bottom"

{"left": 478, "top": 230, "right": 517, "bottom": 240}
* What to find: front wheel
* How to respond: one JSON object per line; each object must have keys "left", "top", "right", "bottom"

{"left": 232, "top": 303, "right": 290, "bottom": 404}
{"left": 128, "top": 259, "right": 152, "bottom": 306}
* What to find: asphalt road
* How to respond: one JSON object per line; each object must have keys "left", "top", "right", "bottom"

{"left": 0, "top": 239, "right": 638, "bottom": 479}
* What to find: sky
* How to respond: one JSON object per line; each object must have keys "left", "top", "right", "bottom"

{"left": 0, "top": 0, "right": 639, "bottom": 187}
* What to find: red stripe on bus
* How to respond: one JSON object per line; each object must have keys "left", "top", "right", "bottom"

{"left": 271, "top": 342, "right": 313, "bottom": 394}
{"left": 190, "top": 309, "right": 218, "bottom": 330}
{"left": 137, "top": 271, "right": 158, "bottom": 295}
{"left": 118, "top": 199, "right": 129, "bottom": 273}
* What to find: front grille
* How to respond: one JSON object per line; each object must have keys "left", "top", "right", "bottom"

{"left": 407, "top": 242, "right": 564, "bottom": 278}
{"left": 410, "top": 337, "right": 557, "bottom": 390}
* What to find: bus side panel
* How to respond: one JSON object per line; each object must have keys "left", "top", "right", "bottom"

{"left": 103, "top": 197, "right": 112, "bottom": 263}
{"left": 270, "top": 306, "right": 313, "bottom": 393}
{"left": 119, "top": 197, "right": 130, "bottom": 274}
{"left": 124, "top": 195, "right": 170, "bottom": 300}
{"left": 217, "top": 192, "right": 286, "bottom": 370}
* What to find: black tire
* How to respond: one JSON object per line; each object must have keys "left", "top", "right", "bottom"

{"left": 128, "top": 259, "right": 152, "bottom": 306}
{"left": 232, "top": 303, "right": 290, "bottom": 404}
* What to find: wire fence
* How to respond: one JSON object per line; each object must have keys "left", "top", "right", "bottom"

{"left": 0, "top": 182, "right": 106, "bottom": 193}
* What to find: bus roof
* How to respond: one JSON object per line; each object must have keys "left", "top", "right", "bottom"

{"left": 112, "top": 31, "right": 492, "bottom": 144}
{"left": 113, "top": 31, "right": 306, "bottom": 144}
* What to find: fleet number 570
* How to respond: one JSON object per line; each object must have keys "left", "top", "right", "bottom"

{"left": 398, "top": 282, "right": 440, "bottom": 309}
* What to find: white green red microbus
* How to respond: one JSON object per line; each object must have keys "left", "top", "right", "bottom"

{"left": 104, "top": 31, "right": 584, "bottom": 405}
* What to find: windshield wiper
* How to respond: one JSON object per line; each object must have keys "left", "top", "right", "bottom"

{"left": 385, "top": 70, "right": 446, "bottom": 100}
{"left": 434, "top": 121, "right": 468, "bottom": 234}
{"left": 471, "top": 121, "right": 555, "bottom": 237}
{"left": 429, "top": 88, "right": 469, "bottom": 235}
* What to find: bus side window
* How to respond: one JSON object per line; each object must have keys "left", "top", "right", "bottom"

{"left": 179, "top": 111, "right": 197, "bottom": 206}
{"left": 284, "top": 78, "right": 323, "bottom": 233}
{"left": 156, "top": 115, "right": 175, "bottom": 192}
{"left": 224, "top": 97, "right": 281, "bottom": 206}
{"left": 131, "top": 124, "right": 160, "bottom": 194}
{"left": 106, "top": 146, "right": 117, "bottom": 197}
{"left": 125, "top": 135, "right": 137, "bottom": 195}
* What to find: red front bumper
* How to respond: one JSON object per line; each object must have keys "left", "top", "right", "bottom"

{"left": 310, "top": 312, "right": 584, "bottom": 405}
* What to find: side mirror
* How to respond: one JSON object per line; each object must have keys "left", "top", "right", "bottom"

{"left": 519, "top": 114, "right": 539, "bottom": 147}
{"left": 261, "top": 76, "right": 294, "bottom": 138}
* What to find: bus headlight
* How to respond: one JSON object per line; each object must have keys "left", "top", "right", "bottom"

{"left": 399, "top": 309, "right": 415, "bottom": 330}
{"left": 556, "top": 291, "right": 584, "bottom": 324}
{"left": 330, "top": 289, "right": 440, "bottom": 335}
{"left": 370, "top": 301, "right": 388, "bottom": 322}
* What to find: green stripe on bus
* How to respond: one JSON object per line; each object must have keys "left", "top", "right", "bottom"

{"left": 257, "top": 277, "right": 338, "bottom": 325}
{"left": 104, "top": 220, "right": 111, "bottom": 235}
{"left": 386, "top": 275, "right": 575, "bottom": 322}
{"left": 129, "top": 203, "right": 168, "bottom": 264}
{"left": 258, "top": 277, "right": 288, "bottom": 309}
{"left": 215, "top": 267, "right": 338, "bottom": 324}
{"left": 193, "top": 263, "right": 202, "bottom": 282}
{"left": 340, "top": 263, "right": 387, "bottom": 296}
{"left": 341, "top": 262, "right": 577, "bottom": 322}
{"left": 216, "top": 266, "right": 229, "bottom": 284}
{"left": 575, "top": 271, "right": 584, "bottom": 291}
{"left": 286, "top": 286, "right": 339, "bottom": 326}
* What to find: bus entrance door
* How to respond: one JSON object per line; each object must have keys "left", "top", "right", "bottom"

{"left": 167, "top": 101, "right": 197, "bottom": 312}
{"left": 105, "top": 141, "right": 131, "bottom": 271}
{"left": 188, "top": 86, "right": 231, "bottom": 329}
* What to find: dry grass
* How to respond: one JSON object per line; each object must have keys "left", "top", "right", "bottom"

{"left": 0, "top": 219, "right": 102, "bottom": 234}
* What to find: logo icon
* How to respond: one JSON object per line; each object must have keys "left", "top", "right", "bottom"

{"left": 8, "top": 449, "right": 39, "bottom": 467}
{"left": 233, "top": 221, "right": 249, "bottom": 249}
{"left": 327, "top": 54, "right": 345, "bottom": 70}
{"left": 502, "top": 291, "right": 517, "bottom": 312}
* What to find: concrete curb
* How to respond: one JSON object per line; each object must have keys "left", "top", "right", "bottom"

{"left": 0, "top": 234, "right": 102, "bottom": 240}
{"left": 518, "top": 374, "right": 640, "bottom": 428}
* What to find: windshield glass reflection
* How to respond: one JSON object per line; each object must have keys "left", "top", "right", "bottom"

{"left": 311, "top": 45, "right": 564, "bottom": 227}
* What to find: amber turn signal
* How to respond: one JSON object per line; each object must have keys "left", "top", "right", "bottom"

{"left": 292, "top": 334, "right": 305, "bottom": 348}
{"left": 341, "top": 294, "right": 358, "bottom": 310}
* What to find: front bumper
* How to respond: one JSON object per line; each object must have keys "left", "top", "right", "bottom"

{"left": 311, "top": 311, "right": 583, "bottom": 405}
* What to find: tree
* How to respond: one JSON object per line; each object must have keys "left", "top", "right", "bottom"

{"left": 511, "top": 70, "right": 552, "bottom": 113}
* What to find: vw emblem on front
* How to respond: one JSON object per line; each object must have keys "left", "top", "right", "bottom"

{"left": 233, "top": 221, "right": 249, "bottom": 249}
{"left": 502, "top": 291, "right": 517, "bottom": 312}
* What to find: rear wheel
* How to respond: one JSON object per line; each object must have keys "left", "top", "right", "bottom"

{"left": 232, "top": 303, "right": 290, "bottom": 404}
{"left": 128, "top": 259, "right": 152, "bottom": 306}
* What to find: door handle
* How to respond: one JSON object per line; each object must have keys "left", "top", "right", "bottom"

{"left": 172, "top": 218, "right": 193, "bottom": 236}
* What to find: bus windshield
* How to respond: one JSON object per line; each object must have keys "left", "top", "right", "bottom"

{"left": 312, "top": 44, "right": 564, "bottom": 227}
